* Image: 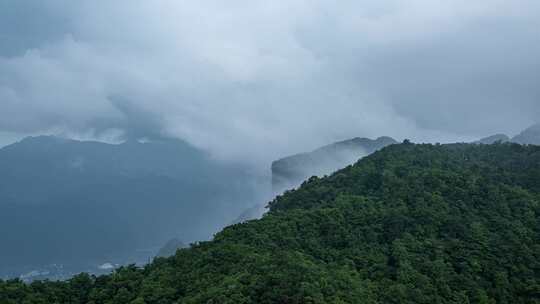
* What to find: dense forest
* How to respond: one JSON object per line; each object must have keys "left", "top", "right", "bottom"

{"left": 1, "top": 142, "right": 539, "bottom": 303}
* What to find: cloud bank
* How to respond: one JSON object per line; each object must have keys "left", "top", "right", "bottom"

{"left": 1, "top": 0, "right": 539, "bottom": 163}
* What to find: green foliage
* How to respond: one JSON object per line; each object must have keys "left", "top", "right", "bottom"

{"left": 1, "top": 143, "right": 539, "bottom": 303}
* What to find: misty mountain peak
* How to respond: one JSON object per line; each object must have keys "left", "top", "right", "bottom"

{"left": 511, "top": 123, "right": 540, "bottom": 145}
{"left": 272, "top": 136, "right": 397, "bottom": 194}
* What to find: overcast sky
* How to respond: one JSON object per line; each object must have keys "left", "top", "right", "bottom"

{"left": 1, "top": 0, "right": 539, "bottom": 164}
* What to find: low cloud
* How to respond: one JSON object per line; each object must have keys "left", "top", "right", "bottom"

{"left": 1, "top": 0, "right": 539, "bottom": 164}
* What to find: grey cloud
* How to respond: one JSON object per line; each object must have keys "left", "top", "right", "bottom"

{"left": 0, "top": 0, "right": 75, "bottom": 57}
{"left": 0, "top": 0, "right": 539, "bottom": 164}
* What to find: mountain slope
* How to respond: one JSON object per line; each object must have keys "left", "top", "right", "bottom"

{"left": 2, "top": 142, "right": 540, "bottom": 303}
{"left": 0, "top": 136, "right": 262, "bottom": 277}
{"left": 234, "top": 136, "right": 397, "bottom": 223}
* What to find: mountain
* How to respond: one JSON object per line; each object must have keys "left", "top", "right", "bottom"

{"left": 272, "top": 136, "right": 397, "bottom": 194}
{"left": 3, "top": 142, "right": 538, "bottom": 303}
{"left": 0, "top": 136, "right": 263, "bottom": 277}
{"left": 234, "top": 136, "right": 397, "bottom": 223}
{"left": 511, "top": 123, "right": 540, "bottom": 145}
{"left": 474, "top": 133, "right": 510, "bottom": 144}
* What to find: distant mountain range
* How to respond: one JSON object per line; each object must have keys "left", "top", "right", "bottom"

{"left": 474, "top": 123, "right": 540, "bottom": 145}
{"left": 269, "top": 124, "right": 540, "bottom": 197}
{"left": 0, "top": 136, "right": 263, "bottom": 277}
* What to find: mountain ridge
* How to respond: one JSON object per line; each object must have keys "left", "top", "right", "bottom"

{"left": 271, "top": 136, "right": 397, "bottom": 194}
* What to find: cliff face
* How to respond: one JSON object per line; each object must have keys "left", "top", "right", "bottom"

{"left": 271, "top": 136, "right": 397, "bottom": 194}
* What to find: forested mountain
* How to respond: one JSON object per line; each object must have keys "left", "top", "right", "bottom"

{"left": 0, "top": 136, "right": 264, "bottom": 278}
{"left": 2, "top": 142, "right": 539, "bottom": 303}
{"left": 233, "top": 136, "right": 397, "bottom": 223}
{"left": 272, "top": 136, "right": 397, "bottom": 194}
